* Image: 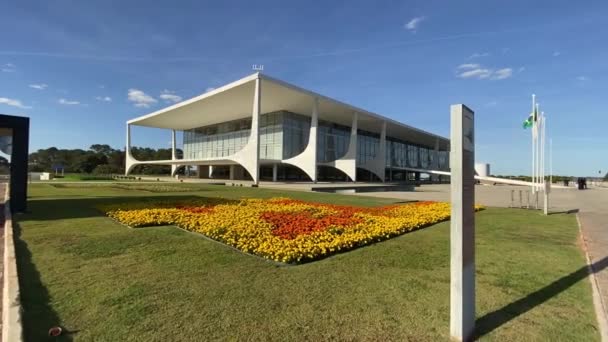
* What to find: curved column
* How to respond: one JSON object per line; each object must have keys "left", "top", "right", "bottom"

{"left": 231, "top": 76, "right": 261, "bottom": 184}
{"left": 320, "top": 112, "right": 357, "bottom": 182}
{"left": 125, "top": 123, "right": 140, "bottom": 175}
{"left": 282, "top": 97, "right": 318, "bottom": 182}
{"left": 170, "top": 129, "right": 181, "bottom": 177}
{"left": 359, "top": 121, "right": 386, "bottom": 182}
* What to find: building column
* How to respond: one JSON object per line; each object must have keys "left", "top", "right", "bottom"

{"left": 125, "top": 123, "right": 137, "bottom": 175}
{"left": 170, "top": 129, "right": 180, "bottom": 177}
{"left": 280, "top": 97, "right": 318, "bottom": 183}
{"left": 272, "top": 164, "right": 278, "bottom": 182}
{"left": 209, "top": 166, "right": 214, "bottom": 178}
{"left": 251, "top": 78, "right": 261, "bottom": 185}
{"left": 229, "top": 165, "right": 235, "bottom": 180}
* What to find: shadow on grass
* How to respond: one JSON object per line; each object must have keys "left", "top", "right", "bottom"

{"left": 475, "top": 255, "right": 608, "bottom": 339}
{"left": 13, "top": 221, "right": 75, "bottom": 341}
{"left": 23, "top": 195, "right": 238, "bottom": 221}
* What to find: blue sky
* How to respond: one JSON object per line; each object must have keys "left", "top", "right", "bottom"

{"left": 0, "top": 0, "right": 606, "bottom": 176}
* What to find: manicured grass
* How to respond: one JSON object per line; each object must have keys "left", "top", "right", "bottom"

{"left": 17, "top": 183, "right": 599, "bottom": 341}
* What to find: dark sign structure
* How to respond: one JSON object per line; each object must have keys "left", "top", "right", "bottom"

{"left": 0, "top": 114, "right": 30, "bottom": 212}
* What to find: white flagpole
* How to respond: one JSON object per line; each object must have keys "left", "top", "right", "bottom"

{"left": 550, "top": 138, "right": 553, "bottom": 184}
{"left": 541, "top": 113, "right": 546, "bottom": 188}
{"left": 531, "top": 95, "right": 536, "bottom": 193}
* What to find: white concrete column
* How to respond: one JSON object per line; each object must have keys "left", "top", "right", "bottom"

{"left": 125, "top": 123, "right": 138, "bottom": 175}
{"left": 250, "top": 78, "right": 261, "bottom": 185}
{"left": 229, "top": 165, "right": 235, "bottom": 180}
{"left": 450, "top": 104, "right": 476, "bottom": 341}
{"left": 272, "top": 164, "right": 278, "bottom": 182}
{"left": 281, "top": 97, "right": 318, "bottom": 182}
{"left": 208, "top": 166, "right": 214, "bottom": 178}
{"left": 170, "top": 129, "right": 180, "bottom": 177}
{"left": 229, "top": 76, "right": 262, "bottom": 185}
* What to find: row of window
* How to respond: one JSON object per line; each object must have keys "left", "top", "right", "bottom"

{"left": 182, "top": 111, "right": 448, "bottom": 169}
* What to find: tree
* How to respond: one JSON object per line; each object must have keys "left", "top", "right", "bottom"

{"left": 89, "top": 144, "right": 113, "bottom": 156}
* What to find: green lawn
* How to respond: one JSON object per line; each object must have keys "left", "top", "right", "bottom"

{"left": 16, "top": 183, "right": 599, "bottom": 341}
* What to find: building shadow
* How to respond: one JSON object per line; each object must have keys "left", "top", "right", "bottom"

{"left": 475, "top": 255, "right": 608, "bottom": 339}
{"left": 548, "top": 208, "right": 580, "bottom": 215}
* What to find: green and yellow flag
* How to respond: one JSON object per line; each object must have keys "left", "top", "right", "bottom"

{"left": 523, "top": 106, "right": 538, "bottom": 129}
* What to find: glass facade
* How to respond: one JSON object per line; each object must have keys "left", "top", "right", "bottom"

{"left": 317, "top": 121, "right": 350, "bottom": 163}
{"left": 183, "top": 111, "right": 310, "bottom": 161}
{"left": 356, "top": 131, "right": 380, "bottom": 165}
{"left": 183, "top": 110, "right": 449, "bottom": 178}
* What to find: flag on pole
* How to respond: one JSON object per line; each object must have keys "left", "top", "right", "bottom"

{"left": 523, "top": 105, "right": 539, "bottom": 129}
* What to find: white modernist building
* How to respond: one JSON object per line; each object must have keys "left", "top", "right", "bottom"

{"left": 126, "top": 73, "right": 450, "bottom": 184}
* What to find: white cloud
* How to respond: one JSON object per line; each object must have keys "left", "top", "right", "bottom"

{"left": 95, "top": 96, "right": 112, "bottom": 102}
{"left": 0, "top": 97, "right": 30, "bottom": 109}
{"left": 205, "top": 87, "right": 215, "bottom": 93}
{"left": 58, "top": 98, "right": 80, "bottom": 105}
{"left": 459, "top": 68, "right": 492, "bottom": 79}
{"left": 492, "top": 68, "right": 513, "bottom": 80}
{"left": 577, "top": 76, "right": 588, "bottom": 81}
{"left": 552, "top": 51, "right": 561, "bottom": 57}
{"left": 404, "top": 16, "right": 426, "bottom": 32}
{"left": 468, "top": 52, "right": 490, "bottom": 59}
{"left": 1, "top": 63, "right": 16, "bottom": 72}
{"left": 159, "top": 89, "right": 182, "bottom": 103}
{"left": 456, "top": 63, "right": 513, "bottom": 80}
{"left": 458, "top": 63, "right": 481, "bottom": 70}
{"left": 29, "top": 83, "right": 48, "bottom": 90}
{"left": 128, "top": 88, "right": 157, "bottom": 108}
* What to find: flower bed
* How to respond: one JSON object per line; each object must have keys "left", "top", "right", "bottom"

{"left": 101, "top": 198, "right": 483, "bottom": 263}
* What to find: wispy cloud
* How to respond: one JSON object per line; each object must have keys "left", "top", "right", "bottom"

{"left": 468, "top": 52, "right": 490, "bottom": 59}
{"left": 457, "top": 64, "right": 513, "bottom": 80}
{"left": 404, "top": 16, "right": 426, "bottom": 32}
{"left": 128, "top": 88, "right": 157, "bottom": 108}
{"left": 29, "top": 83, "right": 48, "bottom": 90}
{"left": 0, "top": 97, "right": 30, "bottom": 109}
{"left": 58, "top": 98, "right": 80, "bottom": 105}
{"left": 159, "top": 90, "right": 182, "bottom": 103}
{"left": 95, "top": 96, "right": 112, "bottom": 102}
{"left": 552, "top": 51, "right": 561, "bottom": 57}
{"left": 577, "top": 76, "right": 589, "bottom": 81}
{"left": 1, "top": 63, "right": 15, "bottom": 72}
{"left": 205, "top": 87, "right": 215, "bottom": 93}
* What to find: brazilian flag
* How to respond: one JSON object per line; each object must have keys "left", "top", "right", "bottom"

{"left": 523, "top": 106, "right": 538, "bottom": 129}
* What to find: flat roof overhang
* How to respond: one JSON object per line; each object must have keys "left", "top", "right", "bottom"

{"left": 128, "top": 73, "right": 449, "bottom": 149}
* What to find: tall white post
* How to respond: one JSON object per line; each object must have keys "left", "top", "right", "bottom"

{"left": 310, "top": 98, "right": 319, "bottom": 183}
{"left": 550, "top": 138, "right": 553, "bottom": 184}
{"left": 251, "top": 77, "right": 261, "bottom": 185}
{"left": 450, "top": 104, "right": 476, "bottom": 341}
{"left": 171, "top": 129, "right": 177, "bottom": 160}
{"left": 272, "top": 164, "right": 278, "bottom": 182}
{"left": 531, "top": 95, "right": 536, "bottom": 193}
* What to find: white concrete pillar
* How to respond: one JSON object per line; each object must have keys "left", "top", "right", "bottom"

{"left": 171, "top": 129, "right": 177, "bottom": 160}
{"left": 280, "top": 96, "right": 318, "bottom": 183}
{"left": 251, "top": 78, "right": 261, "bottom": 185}
{"left": 309, "top": 98, "right": 318, "bottom": 182}
{"left": 272, "top": 164, "right": 278, "bottom": 182}
{"left": 125, "top": 123, "right": 137, "bottom": 175}
{"left": 349, "top": 112, "right": 358, "bottom": 182}
{"left": 450, "top": 104, "right": 476, "bottom": 341}
{"left": 229, "top": 165, "right": 235, "bottom": 180}
{"left": 209, "top": 166, "right": 214, "bottom": 178}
